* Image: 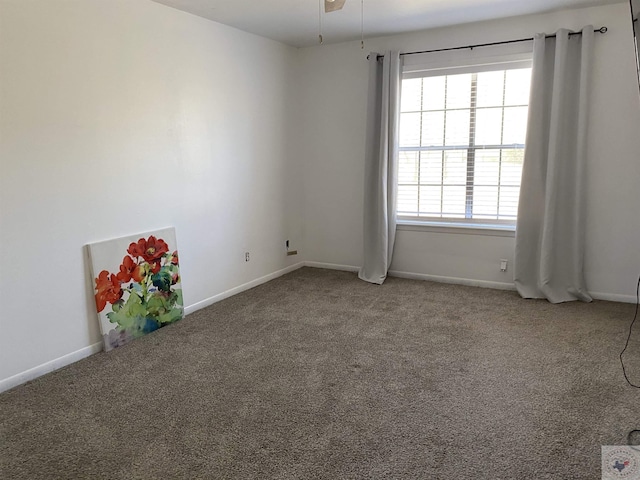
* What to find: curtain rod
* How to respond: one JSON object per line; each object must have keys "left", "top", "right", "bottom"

{"left": 368, "top": 26, "right": 607, "bottom": 60}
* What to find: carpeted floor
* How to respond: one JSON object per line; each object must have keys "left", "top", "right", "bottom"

{"left": 1, "top": 267, "right": 639, "bottom": 479}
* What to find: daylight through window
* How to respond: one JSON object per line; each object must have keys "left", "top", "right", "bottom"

{"left": 398, "top": 66, "right": 532, "bottom": 225}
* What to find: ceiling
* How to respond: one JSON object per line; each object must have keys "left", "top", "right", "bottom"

{"left": 151, "top": 0, "right": 625, "bottom": 48}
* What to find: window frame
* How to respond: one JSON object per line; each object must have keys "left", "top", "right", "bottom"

{"left": 397, "top": 45, "right": 533, "bottom": 232}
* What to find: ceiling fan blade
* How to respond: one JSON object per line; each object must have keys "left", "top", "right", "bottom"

{"left": 324, "top": 0, "right": 346, "bottom": 13}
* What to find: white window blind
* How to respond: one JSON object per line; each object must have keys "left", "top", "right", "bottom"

{"left": 398, "top": 51, "right": 532, "bottom": 227}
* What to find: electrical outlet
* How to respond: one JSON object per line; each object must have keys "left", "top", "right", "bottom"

{"left": 285, "top": 239, "right": 297, "bottom": 256}
{"left": 500, "top": 259, "right": 508, "bottom": 272}
{"left": 245, "top": 252, "right": 250, "bottom": 262}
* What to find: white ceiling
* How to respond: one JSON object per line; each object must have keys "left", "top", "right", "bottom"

{"left": 151, "top": 0, "right": 625, "bottom": 48}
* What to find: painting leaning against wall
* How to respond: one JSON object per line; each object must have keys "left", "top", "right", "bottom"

{"left": 87, "top": 227, "right": 184, "bottom": 351}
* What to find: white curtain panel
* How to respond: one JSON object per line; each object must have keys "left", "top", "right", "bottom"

{"left": 358, "top": 51, "right": 401, "bottom": 285}
{"left": 514, "top": 27, "right": 594, "bottom": 303}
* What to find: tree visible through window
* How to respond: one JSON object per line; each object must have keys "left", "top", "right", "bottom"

{"left": 398, "top": 67, "right": 532, "bottom": 224}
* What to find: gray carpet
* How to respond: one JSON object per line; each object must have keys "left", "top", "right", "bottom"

{"left": 1, "top": 267, "right": 639, "bottom": 479}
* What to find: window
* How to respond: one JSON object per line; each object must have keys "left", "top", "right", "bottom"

{"left": 397, "top": 60, "right": 532, "bottom": 228}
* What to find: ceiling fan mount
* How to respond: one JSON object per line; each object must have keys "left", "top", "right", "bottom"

{"left": 319, "top": 0, "right": 362, "bottom": 48}
{"left": 325, "top": 0, "right": 346, "bottom": 13}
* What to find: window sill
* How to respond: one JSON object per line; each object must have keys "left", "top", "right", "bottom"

{"left": 396, "top": 220, "right": 516, "bottom": 237}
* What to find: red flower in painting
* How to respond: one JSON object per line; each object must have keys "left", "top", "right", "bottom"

{"left": 127, "top": 241, "right": 144, "bottom": 259}
{"left": 95, "top": 270, "right": 123, "bottom": 312}
{"left": 170, "top": 251, "right": 179, "bottom": 266}
{"left": 127, "top": 236, "right": 169, "bottom": 262}
{"left": 116, "top": 256, "right": 137, "bottom": 283}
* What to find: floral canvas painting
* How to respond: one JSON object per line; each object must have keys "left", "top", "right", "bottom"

{"left": 87, "top": 227, "right": 184, "bottom": 351}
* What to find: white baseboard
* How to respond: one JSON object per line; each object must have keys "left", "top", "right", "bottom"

{"left": 304, "top": 261, "right": 360, "bottom": 273}
{"left": 184, "top": 262, "right": 305, "bottom": 315}
{"left": 590, "top": 291, "right": 638, "bottom": 304}
{"left": 388, "top": 269, "right": 517, "bottom": 291}
{"left": 0, "top": 342, "right": 103, "bottom": 394}
{"left": 304, "top": 262, "right": 516, "bottom": 290}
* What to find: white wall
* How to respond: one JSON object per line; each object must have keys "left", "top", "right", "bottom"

{"left": 297, "top": 3, "right": 640, "bottom": 301}
{"left": 0, "top": 0, "right": 303, "bottom": 385}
